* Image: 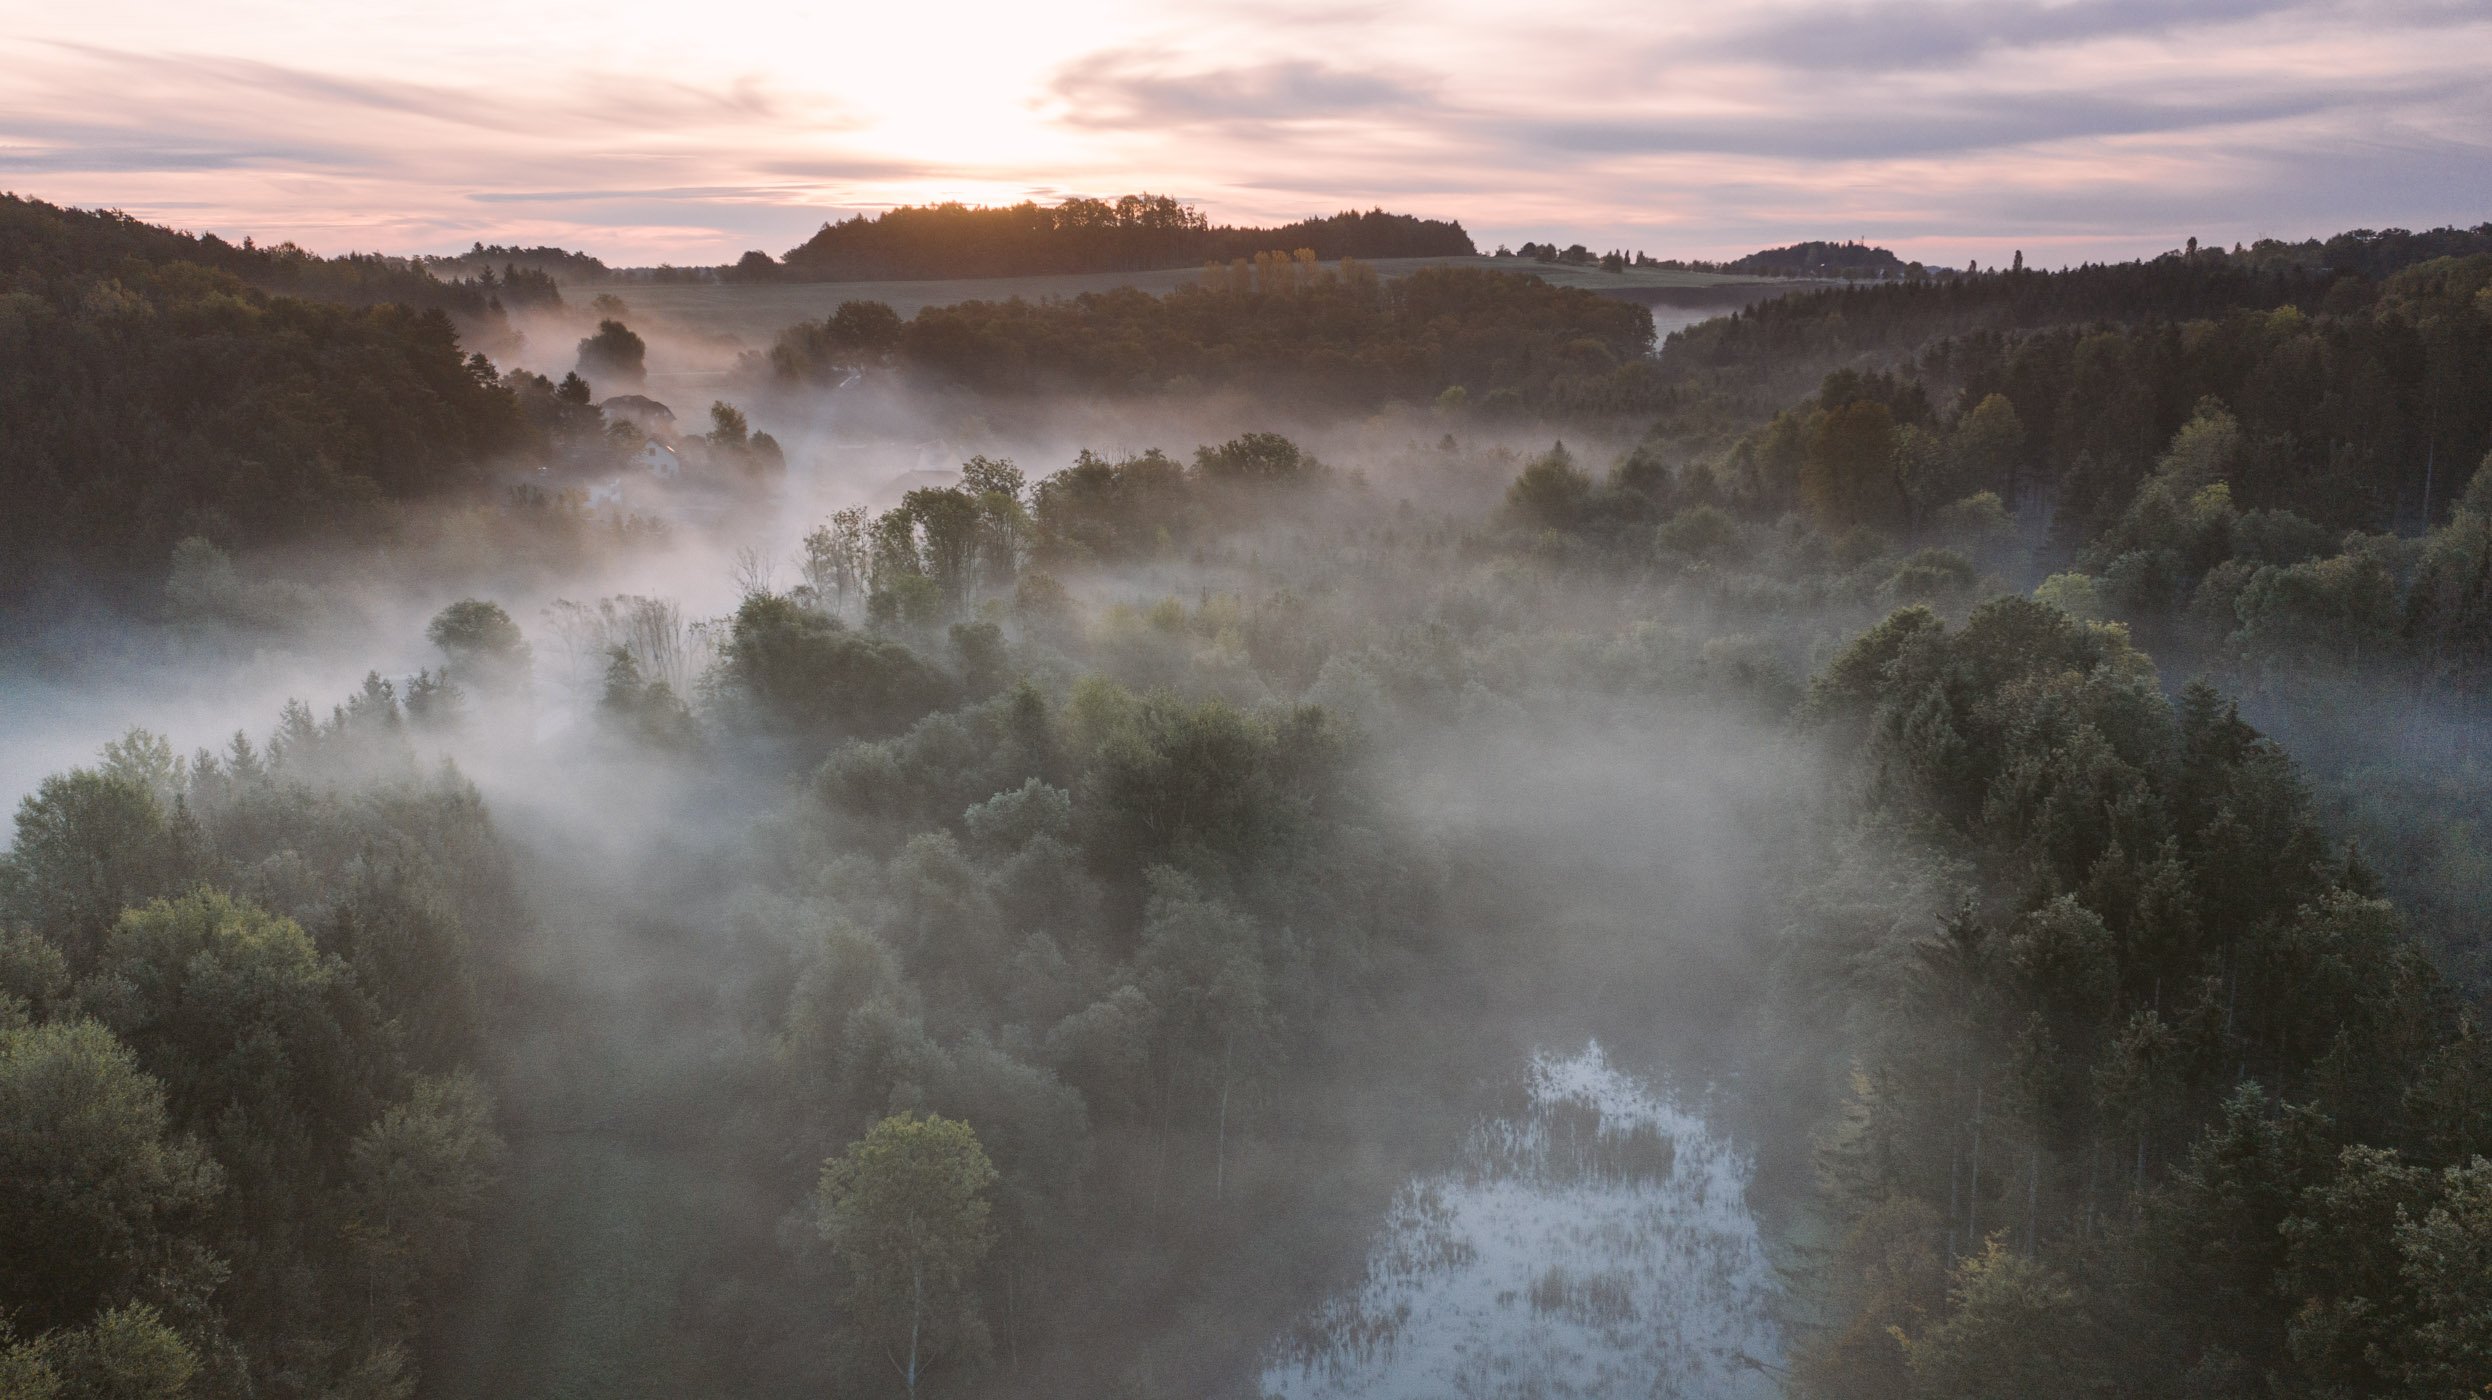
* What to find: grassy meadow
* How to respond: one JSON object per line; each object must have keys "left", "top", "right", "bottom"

{"left": 577, "top": 256, "right": 1786, "bottom": 351}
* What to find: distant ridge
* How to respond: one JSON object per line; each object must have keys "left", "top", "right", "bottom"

{"left": 776, "top": 194, "right": 1474, "bottom": 282}
{"left": 0, "top": 192, "right": 502, "bottom": 313}
{"left": 1724, "top": 240, "right": 1914, "bottom": 278}
{"left": 422, "top": 242, "right": 611, "bottom": 282}
{"left": 1510, "top": 239, "right": 1927, "bottom": 280}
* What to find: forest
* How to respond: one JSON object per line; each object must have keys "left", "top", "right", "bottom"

{"left": 762, "top": 257, "right": 1660, "bottom": 411}
{"left": 0, "top": 197, "right": 600, "bottom": 599}
{"left": 2, "top": 197, "right": 2489, "bottom": 1400}
{"left": 777, "top": 195, "right": 1475, "bottom": 280}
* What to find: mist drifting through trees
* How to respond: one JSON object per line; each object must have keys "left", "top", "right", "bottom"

{"left": 2, "top": 185, "right": 2489, "bottom": 1400}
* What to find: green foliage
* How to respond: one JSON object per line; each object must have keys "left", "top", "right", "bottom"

{"left": 1193, "top": 431, "right": 1322, "bottom": 486}
{"left": 1654, "top": 504, "right": 1747, "bottom": 563}
{"left": 1901, "top": 1241, "right": 2103, "bottom": 1400}
{"left": 572, "top": 318, "right": 645, "bottom": 388}
{"left": 0, "top": 772, "right": 186, "bottom": 963}
{"left": 2392, "top": 1158, "right": 2492, "bottom": 1394}
{"left": 11, "top": 199, "right": 2492, "bottom": 1398}
{"left": 1030, "top": 449, "right": 1192, "bottom": 563}
{"left": 597, "top": 648, "right": 697, "bottom": 749}
{"left": 344, "top": 1073, "right": 503, "bottom": 1313}
{"left": 2032, "top": 572, "right": 2109, "bottom": 621}
{"left": 1, "top": 699, "right": 513, "bottom": 1398}
{"left": 0, "top": 197, "right": 526, "bottom": 595}
{"left": 1679, "top": 247, "right": 2490, "bottom": 587}
{"left": 1790, "top": 1194, "right": 1945, "bottom": 1400}
{"left": 426, "top": 599, "right": 532, "bottom": 695}
{"left": 0, "top": 1020, "right": 219, "bottom": 1333}
{"left": 1934, "top": 491, "right": 2014, "bottom": 546}
{"left": 780, "top": 194, "right": 1470, "bottom": 279}
{"left": 1073, "top": 686, "right": 1347, "bottom": 892}
{"left": 1657, "top": 233, "right": 2490, "bottom": 437}
{"left": 763, "top": 632, "right": 1413, "bottom": 1385}
{"left": 719, "top": 593, "right": 956, "bottom": 741}
{"left": 778, "top": 265, "right": 1655, "bottom": 412}
{"left": 768, "top": 300, "right": 909, "bottom": 382}
{"left": 1726, "top": 240, "right": 1914, "bottom": 278}
{"left": 701, "top": 400, "right": 783, "bottom": 476}
{"left": 1504, "top": 443, "right": 1594, "bottom": 530}
{"left": 815, "top": 1112, "right": 999, "bottom": 1392}
{"left": 1802, "top": 398, "right": 1903, "bottom": 531}
{"left": 1805, "top": 604, "right": 1945, "bottom": 721}
{"left": 0, "top": 1302, "right": 201, "bottom": 1400}
{"left": 1794, "top": 588, "right": 2488, "bottom": 1397}
{"left": 0, "top": 194, "right": 502, "bottom": 317}
{"left": 89, "top": 892, "right": 370, "bottom": 1122}
{"left": 815, "top": 685, "right": 1057, "bottom": 846}
{"left": 1882, "top": 548, "right": 1977, "bottom": 607}
{"left": 1949, "top": 394, "right": 2025, "bottom": 496}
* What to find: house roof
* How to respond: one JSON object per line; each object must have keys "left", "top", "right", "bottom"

{"left": 599, "top": 394, "right": 676, "bottom": 424}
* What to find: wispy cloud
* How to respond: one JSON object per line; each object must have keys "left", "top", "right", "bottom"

{"left": 1509, "top": 88, "right": 2349, "bottom": 163}
{"left": 0, "top": 1, "right": 2483, "bottom": 266}
{"left": 1049, "top": 51, "right": 1438, "bottom": 129}
{"left": 1705, "top": 0, "right": 2306, "bottom": 73}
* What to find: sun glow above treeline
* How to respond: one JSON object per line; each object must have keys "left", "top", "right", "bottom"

{"left": 1, "top": 0, "right": 2487, "bottom": 264}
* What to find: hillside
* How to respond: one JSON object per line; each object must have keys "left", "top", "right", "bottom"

{"left": 589, "top": 254, "right": 1765, "bottom": 347}
{"left": 1725, "top": 239, "right": 1915, "bottom": 278}
{"left": 4, "top": 196, "right": 2492, "bottom": 1400}
{"left": 778, "top": 194, "right": 1474, "bottom": 280}
{"left": 0, "top": 196, "right": 530, "bottom": 595}
{"left": 756, "top": 259, "right": 1670, "bottom": 414}
{"left": 0, "top": 194, "right": 506, "bottom": 316}
{"left": 1647, "top": 225, "right": 2492, "bottom": 439}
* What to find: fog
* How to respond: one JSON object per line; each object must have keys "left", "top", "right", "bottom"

{"left": 18, "top": 187, "right": 2492, "bottom": 1400}
{"left": 0, "top": 310, "right": 1895, "bottom": 1398}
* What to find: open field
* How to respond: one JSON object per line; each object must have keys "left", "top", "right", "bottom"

{"left": 578, "top": 256, "right": 1802, "bottom": 351}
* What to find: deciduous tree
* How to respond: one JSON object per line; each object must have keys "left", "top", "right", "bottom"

{"left": 816, "top": 1112, "right": 999, "bottom": 1397}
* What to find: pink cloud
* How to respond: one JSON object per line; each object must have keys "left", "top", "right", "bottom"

{"left": 0, "top": 1, "right": 2483, "bottom": 267}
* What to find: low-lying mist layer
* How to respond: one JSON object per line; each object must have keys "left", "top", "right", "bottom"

{"left": 6, "top": 207, "right": 2491, "bottom": 1400}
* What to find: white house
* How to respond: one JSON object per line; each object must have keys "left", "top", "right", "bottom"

{"left": 638, "top": 440, "right": 683, "bottom": 480}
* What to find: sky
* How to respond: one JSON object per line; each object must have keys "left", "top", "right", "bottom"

{"left": 0, "top": 0, "right": 2485, "bottom": 268}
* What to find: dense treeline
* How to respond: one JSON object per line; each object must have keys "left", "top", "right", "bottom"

{"left": 2241, "top": 225, "right": 2492, "bottom": 281}
{"left": 765, "top": 262, "right": 1657, "bottom": 411}
{"left": 731, "top": 425, "right": 2492, "bottom": 1395}
{"left": 1788, "top": 599, "right": 2492, "bottom": 1399}
{"left": 1411, "top": 418, "right": 2492, "bottom": 1396}
{"left": 1651, "top": 226, "right": 2492, "bottom": 437}
{"left": 0, "top": 197, "right": 589, "bottom": 597}
{"left": 0, "top": 197, "right": 814, "bottom": 601}
{"left": 7, "top": 191, "right": 2491, "bottom": 1397}
{"left": 1, "top": 195, "right": 521, "bottom": 317}
{"left": 759, "top": 673, "right": 1407, "bottom": 1390}
{"left": 419, "top": 243, "right": 610, "bottom": 284}
{"left": 414, "top": 428, "right": 1841, "bottom": 1390}
{"left": 1702, "top": 256, "right": 2492, "bottom": 539}
{"left": 1921, "top": 257, "right": 2488, "bottom": 536}
{"left": 8, "top": 405, "right": 2488, "bottom": 1393}
{"left": 0, "top": 251, "right": 526, "bottom": 594}
{"left": 1514, "top": 238, "right": 1916, "bottom": 278}
{"left": 1660, "top": 248, "right": 2492, "bottom": 988}
{"left": 1, "top": 697, "right": 516, "bottom": 1398}
{"left": 1688, "top": 350, "right": 2492, "bottom": 709}
{"left": 1726, "top": 240, "right": 1917, "bottom": 279}
{"left": 403, "top": 447, "right": 1464, "bottom": 1392}
{"left": 1516, "top": 248, "right": 2492, "bottom": 961}
{"left": 1445, "top": 229, "right": 2492, "bottom": 1395}
{"left": 778, "top": 194, "right": 1472, "bottom": 280}
{"left": 616, "top": 432, "right": 1821, "bottom": 1392}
